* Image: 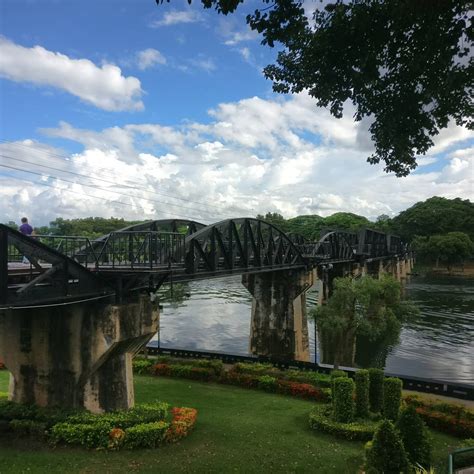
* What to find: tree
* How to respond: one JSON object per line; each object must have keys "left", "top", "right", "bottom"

{"left": 374, "top": 214, "right": 392, "bottom": 233}
{"left": 256, "top": 212, "right": 288, "bottom": 231}
{"left": 311, "top": 275, "right": 417, "bottom": 368}
{"left": 413, "top": 231, "right": 474, "bottom": 271}
{"left": 322, "top": 212, "right": 371, "bottom": 232}
{"left": 158, "top": 0, "right": 473, "bottom": 176}
{"left": 392, "top": 197, "right": 474, "bottom": 241}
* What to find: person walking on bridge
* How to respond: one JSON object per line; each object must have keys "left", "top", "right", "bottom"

{"left": 19, "top": 217, "right": 33, "bottom": 264}
{"left": 19, "top": 217, "right": 33, "bottom": 236}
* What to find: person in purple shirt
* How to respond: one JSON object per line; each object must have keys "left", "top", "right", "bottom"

{"left": 19, "top": 217, "right": 33, "bottom": 236}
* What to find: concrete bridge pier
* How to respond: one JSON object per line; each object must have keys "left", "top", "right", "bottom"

{"left": 0, "top": 294, "right": 158, "bottom": 413}
{"left": 242, "top": 269, "right": 314, "bottom": 362}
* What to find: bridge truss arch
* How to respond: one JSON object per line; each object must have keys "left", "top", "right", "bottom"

{"left": 184, "top": 218, "right": 306, "bottom": 276}
{"left": 301, "top": 231, "right": 356, "bottom": 261}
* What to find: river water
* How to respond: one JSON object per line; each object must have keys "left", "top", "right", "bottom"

{"left": 153, "top": 275, "right": 474, "bottom": 385}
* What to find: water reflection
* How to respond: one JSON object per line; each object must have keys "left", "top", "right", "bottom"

{"left": 154, "top": 275, "right": 474, "bottom": 384}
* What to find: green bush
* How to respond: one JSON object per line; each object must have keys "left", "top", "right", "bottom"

{"left": 233, "top": 362, "right": 279, "bottom": 375}
{"left": 50, "top": 421, "right": 112, "bottom": 449}
{"left": 333, "top": 377, "right": 354, "bottom": 423}
{"left": 365, "top": 420, "right": 409, "bottom": 474}
{"left": 383, "top": 378, "right": 402, "bottom": 421}
{"left": 123, "top": 421, "right": 170, "bottom": 449}
{"left": 397, "top": 405, "right": 432, "bottom": 468}
{"left": 368, "top": 368, "right": 384, "bottom": 413}
{"left": 330, "top": 370, "right": 348, "bottom": 401}
{"left": 284, "top": 370, "right": 332, "bottom": 388}
{"left": 355, "top": 370, "right": 370, "bottom": 418}
{"left": 309, "top": 404, "right": 377, "bottom": 441}
{"left": 0, "top": 400, "right": 39, "bottom": 421}
{"left": 133, "top": 358, "right": 154, "bottom": 374}
{"left": 9, "top": 419, "right": 48, "bottom": 438}
{"left": 65, "top": 403, "right": 168, "bottom": 428}
{"left": 257, "top": 375, "right": 277, "bottom": 392}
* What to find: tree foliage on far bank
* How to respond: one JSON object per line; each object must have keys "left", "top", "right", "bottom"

{"left": 391, "top": 197, "right": 474, "bottom": 242}
{"left": 158, "top": 0, "right": 473, "bottom": 176}
{"left": 413, "top": 232, "right": 474, "bottom": 270}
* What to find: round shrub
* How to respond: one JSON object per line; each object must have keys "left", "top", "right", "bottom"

{"left": 365, "top": 420, "right": 409, "bottom": 474}
{"left": 333, "top": 377, "right": 354, "bottom": 423}
{"left": 383, "top": 378, "right": 402, "bottom": 421}
{"left": 368, "top": 368, "right": 384, "bottom": 413}
{"left": 397, "top": 405, "right": 432, "bottom": 468}
{"left": 355, "top": 369, "right": 370, "bottom": 418}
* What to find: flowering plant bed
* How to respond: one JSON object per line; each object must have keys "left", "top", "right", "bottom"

{"left": 165, "top": 407, "right": 198, "bottom": 443}
{"left": 404, "top": 395, "right": 474, "bottom": 438}
{"left": 146, "top": 360, "right": 330, "bottom": 402}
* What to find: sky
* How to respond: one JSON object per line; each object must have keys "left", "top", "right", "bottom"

{"left": 0, "top": 0, "right": 473, "bottom": 227}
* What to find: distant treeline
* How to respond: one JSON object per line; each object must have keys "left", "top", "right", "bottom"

{"left": 257, "top": 197, "right": 474, "bottom": 242}
{"left": 4, "top": 197, "right": 473, "bottom": 244}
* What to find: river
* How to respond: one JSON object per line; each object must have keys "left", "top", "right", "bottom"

{"left": 152, "top": 274, "right": 474, "bottom": 385}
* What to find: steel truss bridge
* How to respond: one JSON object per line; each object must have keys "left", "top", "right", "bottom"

{"left": 1, "top": 219, "right": 406, "bottom": 308}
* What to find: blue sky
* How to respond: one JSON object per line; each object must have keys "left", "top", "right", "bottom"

{"left": 0, "top": 0, "right": 473, "bottom": 226}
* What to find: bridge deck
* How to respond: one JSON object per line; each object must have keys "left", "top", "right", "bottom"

{"left": 1, "top": 220, "right": 409, "bottom": 307}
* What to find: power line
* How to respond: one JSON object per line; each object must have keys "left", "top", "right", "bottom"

{"left": 0, "top": 139, "right": 254, "bottom": 216}
{"left": 0, "top": 155, "right": 235, "bottom": 220}
{"left": 0, "top": 163, "right": 213, "bottom": 223}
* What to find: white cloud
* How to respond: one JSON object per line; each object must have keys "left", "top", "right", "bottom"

{"left": 217, "top": 18, "right": 257, "bottom": 46}
{"left": 1, "top": 93, "right": 473, "bottom": 225}
{"left": 150, "top": 10, "right": 201, "bottom": 27}
{"left": 238, "top": 47, "right": 251, "bottom": 62}
{"left": 136, "top": 48, "right": 166, "bottom": 70}
{"left": 189, "top": 57, "right": 216, "bottom": 72}
{"left": 0, "top": 37, "right": 144, "bottom": 112}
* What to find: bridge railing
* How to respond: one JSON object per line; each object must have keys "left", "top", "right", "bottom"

{"left": 34, "top": 235, "right": 99, "bottom": 268}
{"left": 91, "top": 231, "right": 186, "bottom": 269}
{"left": 29, "top": 231, "right": 186, "bottom": 269}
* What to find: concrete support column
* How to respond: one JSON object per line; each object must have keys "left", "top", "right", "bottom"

{"left": 242, "top": 269, "right": 313, "bottom": 362}
{"left": 0, "top": 295, "right": 158, "bottom": 412}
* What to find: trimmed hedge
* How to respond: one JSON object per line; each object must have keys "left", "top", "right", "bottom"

{"left": 383, "top": 378, "right": 402, "bottom": 421}
{"left": 0, "top": 401, "right": 195, "bottom": 450}
{"left": 308, "top": 404, "right": 377, "bottom": 441}
{"left": 330, "top": 370, "right": 348, "bottom": 397}
{"left": 333, "top": 377, "right": 354, "bottom": 423}
{"left": 365, "top": 420, "right": 409, "bottom": 474}
{"left": 50, "top": 421, "right": 113, "bottom": 449}
{"left": 122, "top": 421, "right": 169, "bottom": 449}
{"left": 355, "top": 370, "right": 369, "bottom": 418}
{"left": 397, "top": 404, "right": 432, "bottom": 468}
{"left": 368, "top": 368, "right": 384, "bottom": 413}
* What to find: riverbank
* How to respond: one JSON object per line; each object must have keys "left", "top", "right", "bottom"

{"left": 413, "top": 262, "right": 474, "bottom": 277}
{"left": 0, "top": 372, "right": 466, "bottom": 473}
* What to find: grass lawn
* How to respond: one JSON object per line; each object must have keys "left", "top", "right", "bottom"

{"left": 0, "top": 371, "right": 463, "bottom": 473}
